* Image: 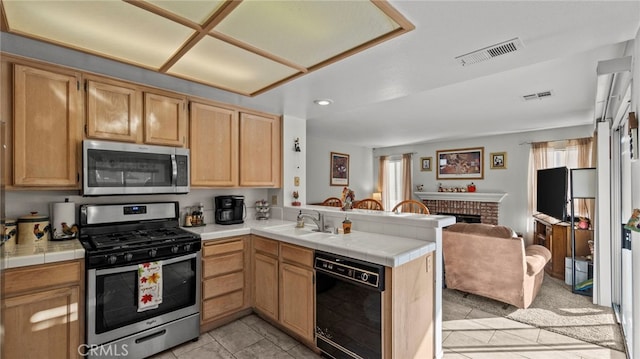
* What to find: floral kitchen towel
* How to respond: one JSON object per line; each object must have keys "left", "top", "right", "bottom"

{"left": 138, "top": 261, "right": 163, "bottom": 312}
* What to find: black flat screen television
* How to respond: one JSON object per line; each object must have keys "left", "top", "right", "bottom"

{"left": 536, "top": 167, "right": 568, "bottom": 220}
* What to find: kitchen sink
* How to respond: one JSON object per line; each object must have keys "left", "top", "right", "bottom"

{"left": 260, "top": 224, "right": 335, "bottom": 240}
{"left": 299, "top": 231, "right": 337, "bottom": 240}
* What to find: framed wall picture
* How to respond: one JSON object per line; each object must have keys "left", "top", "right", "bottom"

{"left": 330, "top": 152, "right": 349, "bottom": 186}
{"left": 490, "top": 152, "right": 507, "bottom": 169}
{"left": 436, "top": 147, "right": 484, "bottom": 180}
{"left": 420, "top": 157, "right": 432, "bottom": 171}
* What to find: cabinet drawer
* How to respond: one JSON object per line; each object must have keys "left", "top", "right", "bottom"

{"left": 203, "top": 271, "right": 244, "bottom": 299}
{"left": 203, "top": 252, "right": 244, "bottom": 278}
{"left": 4, "top": 260, "right": 82, "bottom": 296}
{"left": 253, "top": 236, "right": 278, "bottom": 257}
{"left": 202, "top": 290, "right": 244, "bottom": 320}
{"left": 203, "top": 239, "right": 244, "bottom": 257}
{"left": 281, "top": 243, "right": 313, "bottom": 268}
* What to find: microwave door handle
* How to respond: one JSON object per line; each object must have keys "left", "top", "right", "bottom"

{"left": 171, "top": 154, "right": 178, "bottom": 186}
{"left": 243, "top": 203, "right": 247, "bottom": 220}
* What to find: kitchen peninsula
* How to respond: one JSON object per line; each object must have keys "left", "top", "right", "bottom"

{"left": 188, "top": 205, "right": 455, "bottom": 359}
{"left": 2, "top": 206, "right": 453, "bottom": 359}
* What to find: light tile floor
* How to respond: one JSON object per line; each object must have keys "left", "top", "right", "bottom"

{"left": 150, "top": 314, "right": 322, "bottom": 359}
{"left": 151, "top": 301, "right": 627, "bottom": 359}
{"left": 443, "top": 300, "right": 627, "bottom": 359}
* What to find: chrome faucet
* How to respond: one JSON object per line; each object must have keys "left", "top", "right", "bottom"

{"left": 297, "top": 210, "right": 327, "bottom": 232}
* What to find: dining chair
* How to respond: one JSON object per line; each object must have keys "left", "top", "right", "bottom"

{"left": 392, "top": 200, "right": 430, "bottom": 214}
{"left": 354, "top": 198, "right": 384, "bottom": 211}
{"left": 321, "top": 197, "right": 343, "bottom": 207}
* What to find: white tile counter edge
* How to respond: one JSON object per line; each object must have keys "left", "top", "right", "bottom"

{"left": 185, "top": 219, "right": 438, "bottom": 267}
{"left": 2, "top": 240, "right": 85, "bottom": 269}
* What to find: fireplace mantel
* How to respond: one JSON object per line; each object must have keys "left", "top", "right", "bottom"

{"left": 414, "top": 191, "right": 508, "bottom": 203}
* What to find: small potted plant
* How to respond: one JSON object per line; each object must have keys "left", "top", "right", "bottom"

{"left": 292, "top": 191, "right": 301, "bottom": 206}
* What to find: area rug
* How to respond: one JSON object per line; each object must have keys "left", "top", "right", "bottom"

{"left": 442, "top": 274, "right": 625, "bottom": 352}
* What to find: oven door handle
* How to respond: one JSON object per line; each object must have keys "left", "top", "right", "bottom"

{"left": 93, "top": 251, "right": 199, "bottom": 276}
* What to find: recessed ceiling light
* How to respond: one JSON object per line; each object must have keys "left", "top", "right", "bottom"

{"left": 314, "top": 99, "right": 333, "bottom": 106}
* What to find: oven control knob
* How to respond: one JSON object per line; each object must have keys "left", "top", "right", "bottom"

{"left": 183, "top": 243, "right": 192, "bottom": 251}
{"left": 360, "top": 272, "right": 369, "bottom": 282}
{"left": 171, "top": 245, "right": 180, "bottom": 254}
{"left": 148, "top": 248, "right": 158, "bottom": 257}
{"left": 124, "top": 253, "right": 133, "bottom": 262}
{"left": 107, "top": 255, "right": 118, "bottom": 265}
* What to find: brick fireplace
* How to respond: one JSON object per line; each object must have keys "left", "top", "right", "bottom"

{"left": 415, "top": 192, "right": 507, "bottom": 225}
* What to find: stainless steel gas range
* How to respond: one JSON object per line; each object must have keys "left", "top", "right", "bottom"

{"left": 79, "top": 202, "right": 201, "bottom": 359}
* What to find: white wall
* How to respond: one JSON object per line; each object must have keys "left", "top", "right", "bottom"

{"left": 306, "top": 136, "right": 374, "bottom": 204}
{"left": 280, "top": 115, "right": 307, "bottom": 206}
{"left": 4, "top": 188, "right": 278, "bottom": 226}
{"left": 373, "top": 125, "right": 593, "bottom": 238}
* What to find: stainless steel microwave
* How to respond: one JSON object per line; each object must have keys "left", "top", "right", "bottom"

{"left": 83, "top": 140, "right": 189, "bottom": 196}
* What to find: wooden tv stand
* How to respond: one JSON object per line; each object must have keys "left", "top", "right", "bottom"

{"left": 533, "top": 214, "right": 569, "bottom": 279}
{"left": 533, "top": 213, "right": 593, "bottom": 281}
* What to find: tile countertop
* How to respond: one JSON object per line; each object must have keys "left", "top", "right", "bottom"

{"left": 1, "top": 239, "right": 85, "bottom": 269}
{"left": 184, "top": 219, "right": 436, "bottom": 268}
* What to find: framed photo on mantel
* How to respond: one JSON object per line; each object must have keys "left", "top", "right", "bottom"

{"left": 436, "top": 147, "right": 484, "bottom": 180}
{"left": 330, "top": 152, "right": 349, "bottom": 186}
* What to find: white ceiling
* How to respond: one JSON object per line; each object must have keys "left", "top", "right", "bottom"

{"left": 3, "top": 1, "right": 640, "bottom": 149}
{"left": 240, "top": 1, "right": 640, "bottom": 148}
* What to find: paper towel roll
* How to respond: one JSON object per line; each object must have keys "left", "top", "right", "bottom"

{"left": 51, "top": 201, "right": 77, "bottom": 240}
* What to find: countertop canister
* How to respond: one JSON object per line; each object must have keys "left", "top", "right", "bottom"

{"left": 1, "top": 218, "right": 17, "bottom": 252}
{"left": 51, "top": 199, "right": 78, "bottom": 240}
{"left": 17, "top": 212, "right": 50, "bottom": 246}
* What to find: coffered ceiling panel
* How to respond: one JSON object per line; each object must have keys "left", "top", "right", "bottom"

{"left": 147, "top": 0, "right": 225, "bottom": 25}
{"left": 0, "top": 0, "right": 413, "bottom": 96}
{"left": 214, "top": 1, "right": 401, "bottom": 68}
{"left": 167, "top": 36, "right": 299, "bottom": 95}
{"left": 2, "top": 0, "right": 193, "bottom": 69}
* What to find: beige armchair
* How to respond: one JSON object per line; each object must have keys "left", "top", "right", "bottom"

{"left": 443, "top": 223, "right": 551, "bottom": 309}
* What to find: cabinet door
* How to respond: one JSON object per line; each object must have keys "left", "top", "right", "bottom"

{"left": 1, "top": 60, "right": 12, "bottom": 187}
{"left": 253, "top": 252, "right": 279, "bottom": 321}
{"left": 239, "top": 113, "right": 281, "bottom": 187}
{"left": 280, "top": 263, "right": 314, "bottom": 342}
{"left": 143, "top": 92, "right": 187, "bottom": 147}
{"left": 3, "top": 286, "right": 80, "bottom": 359}
{"left": 190, "top": 102, "right": 238, "bottom": 186}
{"left": 13, "top": 64, "right": 81, "bottom": 187}
{"left": 86, "top": 79, "right": 141, "bottom": 142}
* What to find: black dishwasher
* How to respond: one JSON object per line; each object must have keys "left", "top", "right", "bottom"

{"left": 314, "top": 251, "right": 385, "bottom": 359}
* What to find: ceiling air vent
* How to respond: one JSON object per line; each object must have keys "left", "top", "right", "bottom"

{"left": 455, "top": 37, "right": 524, "bottom": 66}
{"left": 522, "top": 90, "right": 553, "bottom": 101}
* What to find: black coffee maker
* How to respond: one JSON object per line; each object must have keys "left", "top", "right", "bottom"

{"left": 215, "top": 195, "right": 245, "bottom": 225}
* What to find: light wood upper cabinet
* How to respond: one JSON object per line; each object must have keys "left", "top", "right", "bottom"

{"left": 239, "top": 113, "right": 281, "bottom": 187}
{"left": 190, "top": 102, "right": 238, "bottom": 187}
{"left": 1, "top": 60, "right": 12, "bottom": 188}
{"left": 85, "top": 77, "right": 141, "bottom": 142}
{"left": 13, "top": 64, "right": 81, "bottom": 187}
{"left": 144, "top": 91, "right": 187, "bottom": 147}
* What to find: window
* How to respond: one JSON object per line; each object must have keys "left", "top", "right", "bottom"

{"left": 383, "top": 156, "right": 403, "bottom": 210}
{"left": 529, "top": 138, "right": 594, "bottom": 224}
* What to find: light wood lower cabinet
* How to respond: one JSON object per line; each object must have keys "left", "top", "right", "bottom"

{"left": 384, "top": 252, "right": 435, "bottom": 359}
{"left": 2, "top": 260, "right": 84, "bottom": 359}
{"left": 252, "top": 236, "right": 314, "bottom": 344}
{"left": 201, "top": 236, "right": 250, "bottom": 331}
